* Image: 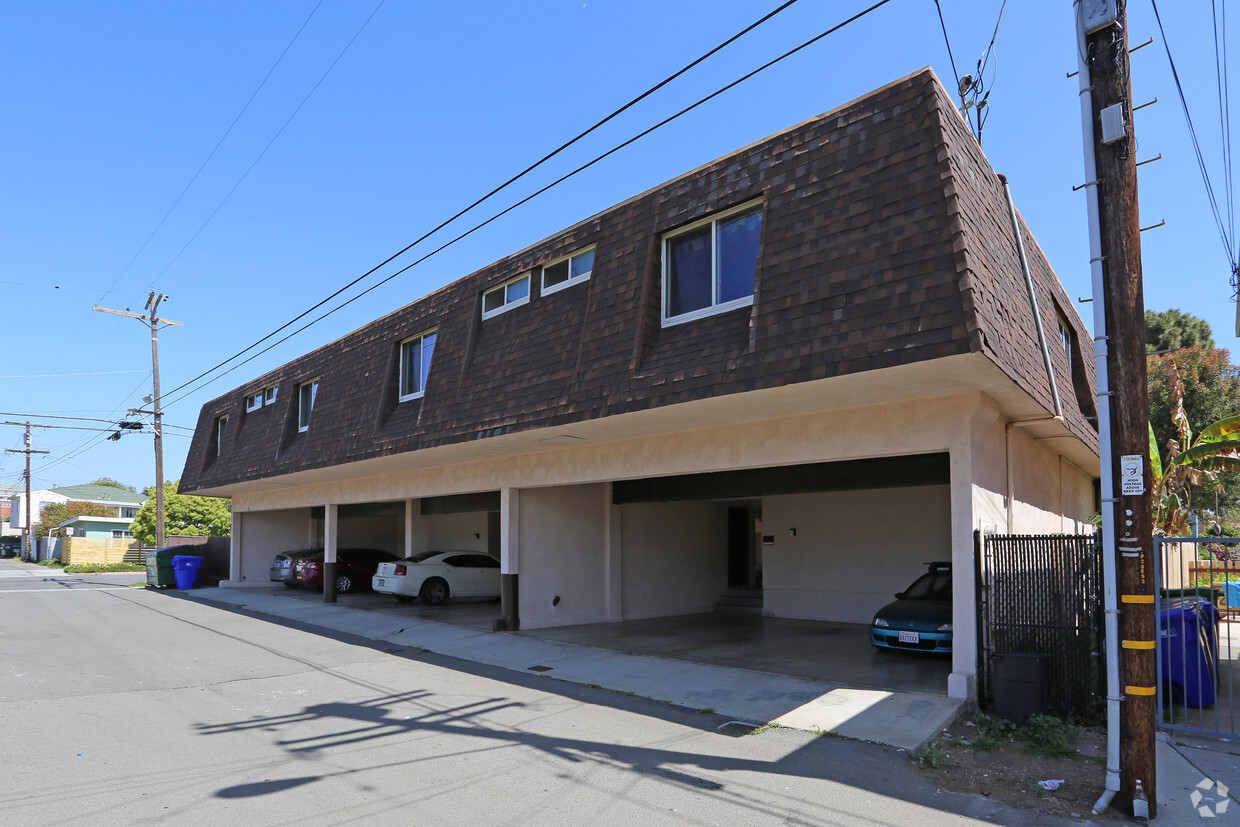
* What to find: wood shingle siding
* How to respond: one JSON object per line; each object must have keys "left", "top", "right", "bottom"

{"left": 180, "top": 68, "right": 1096, "bottom": 494}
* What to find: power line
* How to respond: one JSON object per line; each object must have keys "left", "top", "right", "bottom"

{"left": 144, "top": 1, "right": 388, "bottom": 297}
{"left": 163, "top": 0, "right": 897, "bottom": 408}
{"left": 161, "top": 0, "right": 807, "bottom": 400}
{"left": 0, "top": 411, "right": 193, "bottom": 432}
{"left": 0, "top": 370, "right": 147, "bottom": 380}
{"left": 1151, "top": 0, "right": 1238, "bottom": 290}
{"left": 95, "top": 0, "right": 329, "bottom": 306}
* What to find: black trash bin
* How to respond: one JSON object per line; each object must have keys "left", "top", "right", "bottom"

{"left": 992, "top": 651, "right": 1048, "bottom": 725}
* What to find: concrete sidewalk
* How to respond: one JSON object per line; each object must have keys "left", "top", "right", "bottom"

{"left": 191, "top": 586, "right": 961, "bottom": 753}
{"left": 184, "top": 584, "right": 1240, "bottom": 822}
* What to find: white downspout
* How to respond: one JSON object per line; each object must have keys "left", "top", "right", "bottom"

{"left": 1074, "top": 0, "right": 1122, "bottom": 813}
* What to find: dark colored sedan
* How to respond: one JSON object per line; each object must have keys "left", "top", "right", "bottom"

{"left": 291, "top": 548, "right": 400, "bottom": 593}
{"left": 270, "top": 549, "right": 320, "bottom": 586}
{"left": 870, "top": 562, "right": 952, "bottom": 653}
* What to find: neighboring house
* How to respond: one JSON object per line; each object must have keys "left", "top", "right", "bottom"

{"left": 180, "top": 69, "right": 1100, "bottom": 702}
{"left": 10, "top": 483, "right": 145, "bottom": 538}
{"left": 0, "top": 486, "right": 19, "bottom": 536}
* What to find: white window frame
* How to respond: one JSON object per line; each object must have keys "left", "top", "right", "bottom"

{"left": 1058, "top": 316, "right": 1074, "bottom": 379}
{"left": 661, "top": 199, "right": 763, "bottom": 327}
{"left": 298, "top": 378, "right": 320, "bottom": 433}
{"left": 112, "top": 529, "right": 133, "bottom": 539}
{"left": 481, "top": 273, "right": 531, "bottom": 320}
{"left": 245, "top": 393, "right": 262, "bottom": 412}
{"left": 398, "top": 328, "right": 438, "bottom": 402}
{"left": 264, "top": 385, "right": 278, "bottom": 406}
{"left": 540, "top": 246, "right": 596, "bottom": 296}
{"left": 214, "top": 415, "right": 227, "bottom": 456}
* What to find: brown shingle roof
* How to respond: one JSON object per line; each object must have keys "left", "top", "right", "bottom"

{"left": 180, "top": 68, "right": 1097, "bottom": 493}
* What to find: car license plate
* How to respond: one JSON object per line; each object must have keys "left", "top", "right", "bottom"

{"left": 376, "top": 578, "right": 386, "bottom": 588}
{"left": 898, "top": 630, "right": 920, "bottom": 644}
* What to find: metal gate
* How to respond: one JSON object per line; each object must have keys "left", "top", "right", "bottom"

{"left": 976, "top": 532, "right": 1104, "bottom": 721}
{"left": 1155, "top": 536, "right": 1240, "bottom": 738}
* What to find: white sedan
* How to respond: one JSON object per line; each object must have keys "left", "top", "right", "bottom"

{"left": 372, "top": 550, "right": 501, "bottom": 604}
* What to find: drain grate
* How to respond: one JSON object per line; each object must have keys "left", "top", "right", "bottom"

{"left": 526, "top": 664, "right": 554, "bottom": 672}
{"left": 716, "top": 720, "right": 759, "bottom": 736}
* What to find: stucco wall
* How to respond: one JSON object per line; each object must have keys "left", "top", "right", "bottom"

{"left": 238, "top": 508, "right": 314, "bottom": 583}
{"left": 338, "top": 514, "right": 402, "bottom": 553}
{"left": 619, "top": 500, "right": 727, "bottom": 621}
{"left": 762, "top": 486, "right": 952, "bottom": 623}
{"left": 517, "top": 485, "right": 607, "bottom": 629}
{"left": 426, "top": 511, "right": 489, "bottom": 553}
{"left": 968, "top": 402, "right": 1097, "bottom": 536}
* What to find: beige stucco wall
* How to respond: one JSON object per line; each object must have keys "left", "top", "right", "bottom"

{"left": 619, "top": 500, "right": 728, "bottom": 622}
{"left": 232, "top": 507, "right": 314, "bottom": 584}
{"left": 763, "top": 486, "right": 952, "bottom": 624}
{"left": 224, "top": 390, "right": 1099, "bottom": 700}
{"left": 518, "top": 484, "right": 608, "bottom": 629}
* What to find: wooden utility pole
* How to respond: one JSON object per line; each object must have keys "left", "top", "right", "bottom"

{"left": 4, "top": 423, "right": 49, "bottom": 561}
{"left": 93, "top": 293, "right": 181, "bottom": 550}
{"left": 1079, "top": 0, "right": 1156, "bottom": 816}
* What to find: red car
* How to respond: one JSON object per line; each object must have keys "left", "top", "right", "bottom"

{"left": 291, "top": 548, "right": 399, "bottom": 593}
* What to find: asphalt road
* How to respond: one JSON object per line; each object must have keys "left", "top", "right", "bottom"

{"left": 0, "top": 568, "right": 1060, "bottom": 825}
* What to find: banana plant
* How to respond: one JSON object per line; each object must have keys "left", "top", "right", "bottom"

{"left": 1149, "top": 355, "right": 1240, "bottom": 535}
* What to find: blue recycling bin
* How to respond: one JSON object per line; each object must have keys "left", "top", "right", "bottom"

{"left": 171, "top": 555, "right": 204, "bottom": 590}
{"left": 1160, "top": 597, "right": 1221, "bottom": 708}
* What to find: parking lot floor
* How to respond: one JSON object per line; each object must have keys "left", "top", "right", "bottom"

{"left": 190, "top": 584, "right": 961, "bottom": 753}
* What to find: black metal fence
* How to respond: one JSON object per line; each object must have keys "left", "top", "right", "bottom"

{"left": 976, "top": 531, "right": 1104, "bottom": 721}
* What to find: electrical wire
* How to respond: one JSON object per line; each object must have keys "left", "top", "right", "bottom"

{"left": 162, "top": 0, "right": 897, "bottom": 408}
{"left": 1152, "top": 0, "right": 1238, "bottom": 285}
{"left": 160, "top": 0, "right": 807, "bottom": 401}
{"left": 95, "top": 0, "right": 329, "bottom": 307}
{"left": 932, "top": 0, "right": 962, "bottom": 100}
{"left": 144, "top": 1, "right": 387, "bottom": 296}
{"left": 1212, "top": 0, "right": 1236, "bottom": 291}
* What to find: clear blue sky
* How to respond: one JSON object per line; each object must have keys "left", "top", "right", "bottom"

{"left": 1, "top": 1, "right": 1235, "bottom": 494}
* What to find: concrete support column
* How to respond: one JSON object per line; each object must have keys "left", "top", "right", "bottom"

{"left": 404, "top": 499, "right": 415, "bottom": 558}
{"left": 604, "top": 483, "right": 623, "bottom": 622}
{"left": 323, "top": 503, "right": 338, "bottom": 604}
{"left": 497, "top": 487, "right": 519, "bottom": 631}
{"left": 228, "top": 511, "right": 242, "bottom": 585}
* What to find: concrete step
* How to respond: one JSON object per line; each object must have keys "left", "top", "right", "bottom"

{"left": 713, "top": 602, "right": 764, "bottom": 616}
{"left": 713, "top": 586, "right": 763, "bottom": 615}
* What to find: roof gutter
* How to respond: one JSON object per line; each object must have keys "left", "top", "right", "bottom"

{"left": 997, "top": 173, "right": 1063, "bottom": 420}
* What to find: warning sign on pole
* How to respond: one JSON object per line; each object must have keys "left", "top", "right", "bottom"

{"left": 1120, "top": 454, "right": 1144, "bottom": 495}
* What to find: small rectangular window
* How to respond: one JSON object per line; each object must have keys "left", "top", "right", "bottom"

{"left": 663, "top": 201, "right": 762, "bottom": 326}
{"left": 213, "top": 415, "right": 227, "bottom": 456}
{"left": 541, "top": 247, "right": 595, "bottom": 295}
{"left": 111, "top": 529, "right": 133, "bottom": 539}
{"left": 482, "top": 273, "right": 531, "bottom": 319}
{"left": 121, "top": 507, "right": 137, "bottom": 519}
{"left": 264, "top": 385, "right": 278, "bottom": 405}
{"left": 298, "top": 379, "right": 319, "bottom": 432}
{"left": 1058, "top": 317, "right": 1074, "bottom": 379}
{"left": 399, "top": 329, "right": 438, "bottom": 401}
{"left": 245, "top": 393, "right": 262, "bottom": 412}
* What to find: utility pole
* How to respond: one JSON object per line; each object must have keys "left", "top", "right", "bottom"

{"left": 4, "top": 423, "right": 49, "bottom": 562}
{"left": 1076, "top": 0, "right": 1155, "bottom": 817}
{"left": 93, "top": 293, "right": 182, "bottom": 550}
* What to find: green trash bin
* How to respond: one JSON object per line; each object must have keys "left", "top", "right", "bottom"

{"left": 145, "top": 546, "right": 187, "bottom": 588}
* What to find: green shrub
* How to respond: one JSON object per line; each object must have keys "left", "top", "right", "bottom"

{"left": 36, "top": 558, "right": 62, "bottom": 567}
{"left": 1015, "top": 714, "right": 1079, "bottom": 759}
{"left": 63, "top": 563, "right": 145, "bottom": 573}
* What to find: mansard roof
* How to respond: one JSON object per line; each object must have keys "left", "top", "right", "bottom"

{"left": 181, "top": 68, "right": 1096, "bottom": 495}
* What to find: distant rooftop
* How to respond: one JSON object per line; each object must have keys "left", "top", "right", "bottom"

{"left": 49, "top": 484, "right": 144, "bottom": 505}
